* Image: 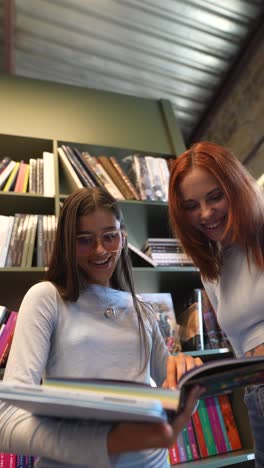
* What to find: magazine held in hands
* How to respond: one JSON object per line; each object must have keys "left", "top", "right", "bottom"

{"left": 0, "top": 356, "right": 264, "bottom": 423}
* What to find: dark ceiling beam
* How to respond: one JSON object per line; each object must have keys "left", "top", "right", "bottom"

{"left": 4, "top": 0, "right": 15, "bottom": 74}
{"left": 190, "top": 13, "right": 264, "bottom": 144}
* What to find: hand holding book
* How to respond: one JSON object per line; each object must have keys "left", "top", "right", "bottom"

{"left": 107, "top": 385, "right": 204, "bottom": 455}
{"left": 162, "top": 353, "right": 203, "bottom": 390}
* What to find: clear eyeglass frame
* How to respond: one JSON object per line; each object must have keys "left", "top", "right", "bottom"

{"left": 76, "top": 229, "right": 127, "bottom": 253}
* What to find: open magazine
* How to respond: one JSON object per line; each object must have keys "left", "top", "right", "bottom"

{"left": 0, "top": 355, "right": 264, "bottom": 423}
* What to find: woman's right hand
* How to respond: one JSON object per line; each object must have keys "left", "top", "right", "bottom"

{"left": 107, "top": 385, "right": 203, "bottom": 454}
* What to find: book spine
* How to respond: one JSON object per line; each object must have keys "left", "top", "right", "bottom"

{"left": 109, "top": 156, "right": 140, "bottom": 200}
{"left": 0, "top": 156, "right": 11, "bottom": 174}
{"left": 97, "top": 155, "right": 128, "bottom": 198}
{"left": 15, "top": 214, "right": 30, "bottom": 267}
{"left": 0, "top": 216, "right": 15, "bottom": 267}
{"left": 79, "top": 152, "right": 104, "bottom": 188}
{"left": 0, "top": 452, "right": 5, "bottom": 468}
{"left": 21, "top": 163, "right": 30, "bottom": 193}
{"left": 20, "top": 215, "right": 33, "bottom": 267}
{"left": 16, "top": 454, "right": 26, "bottom": 467}
{"left": 176, "top": 430, "right": 188, "bottom": 461}
{"left": 62, "top": 145, "right": 94, "bottom": 187}
{"left": 181, "top": 425, "right": 193, "bottom": 460}
{"left": 214, "top": 396, "right": 232, "bottom": 452}
{"left": 218, "top": 394, "right": 242, "bottom": 450}
{"left": 37, "top": 214, "right": 44, "bottom": 267}
{"left": 58, "top": 147, "right": 83, "bottom": 191}
{"left": 26, "top": 215, "right": 38, "bottom": 267}
{"left": 0, "top": 308, "right": 11, "bottom": 333}
{"left": 2, "top": 161, "right": 20, "bottom": 191}
{"left": 205, "top": 396, "right": 228, "bottom": 454}
{"left": 43, "top": 152, "right": 55, "bottom": 196}
{"left": 0, "top": 160, "right": 16, "bottom": 189}
{"left": 0, "top": 311, "right": 18, "bottom": 360}
{"left": 186, "top": 418, "right": 200, "bottom": 460}
{"left": 29, "top": 158, "right": 37, "bottom": 193}
{"left": 191, "top": 407, "right": 209, "bottom": 457}
{"left": 197, "top": 398, "right": 218, "bottom": 455}
{"left": 168, "top": 442, "right": 181, "bottom": 464}
{"left": 4, "top": 214, "right": 22, "bottom": 267}
{"left": 7, "top": 453, "right": 17, "bottom": 467}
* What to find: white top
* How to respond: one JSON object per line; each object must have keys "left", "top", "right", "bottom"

{"left": 202, "top": 245, "right": 264, "bottom": 357}
{"left": 1, "top": 281, "right": 170, "bottom": 468}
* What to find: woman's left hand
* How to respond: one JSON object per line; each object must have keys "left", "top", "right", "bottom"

{"left": 162, "top": 353, "right": 203, "bottom": 389}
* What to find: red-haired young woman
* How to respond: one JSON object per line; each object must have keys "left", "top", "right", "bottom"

{"left": 168, "top": 141, "right": 264, "bottom": 466}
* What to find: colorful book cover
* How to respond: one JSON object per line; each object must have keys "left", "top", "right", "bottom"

{"left": 139, "top": 292, "right": 182, "bottom": 353}
{"left": 214, "top": 396, "right": 232, "bottom": 452}
{"left": 197, "top": 399, "right": 218, "bottom": 456}
{"left": 205, "top": 396, "right": 228, "bottom": 453}
{"left": 186, "top": 418, "right": 200, "bottom": 460}
{"left": 218, "top": 394, "right": 242, "bottom": 450}
{"left": 192, "top": 408, "right": 209, "bottom": 457}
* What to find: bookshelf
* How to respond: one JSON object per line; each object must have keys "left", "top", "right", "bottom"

{"left": 0, "top": 75, "right": 254, "bottom": 467}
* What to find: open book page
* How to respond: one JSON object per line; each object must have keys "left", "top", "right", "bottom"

{"left": 178, "top": 355, "right": 264, "bottom": 398}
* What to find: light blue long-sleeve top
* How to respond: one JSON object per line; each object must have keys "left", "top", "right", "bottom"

{"left": 202, "top": 245, "right": 264, "bottom": 358}
{"left": 0, "top": 281, "right": 170, "bottom": 467}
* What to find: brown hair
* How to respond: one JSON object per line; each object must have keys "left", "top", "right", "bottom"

{"left": 168, "top": 141, "right": 264, "bottom": 281}
{"left": 45, "top": 186, "right": 150, "bottom": 373}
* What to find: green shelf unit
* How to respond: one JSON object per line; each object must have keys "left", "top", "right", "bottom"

{"left": 181, "top": 348, "right": 233, "bottom": 359}
{"left": 171, "top": 449, "right": 255, "bottom": 467}
{"left": 0, "top": 133, "right": 60, "bottom": 217}
{"left": 0, "top": 192, "right": 55, "bottom": 216}
{"left": 0, "top": 268, "right": 46, "bottom": 311}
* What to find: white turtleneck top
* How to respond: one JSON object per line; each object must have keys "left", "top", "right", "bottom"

{"left": 202, "top": 245, "right": 264, "bottom": 358}
{"left": 0, "top": 281, "right": 170, "bottom": 468}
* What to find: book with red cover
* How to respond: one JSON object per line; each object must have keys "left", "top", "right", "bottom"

{"left": 218, "top": 394, "right": 242, "bottom": 450}
{"left": 192, "top": 407, "right": 209, "bottom": 457}
{"left": 0, "top": 310, "right": 18, "bottom": 363}
{"left": 168, "top": 442, "right": 181, "bottom": 464}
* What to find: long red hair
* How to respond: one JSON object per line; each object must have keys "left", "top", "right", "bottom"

{"left": 168, "top": 141, "right": 264, "bottom": 281}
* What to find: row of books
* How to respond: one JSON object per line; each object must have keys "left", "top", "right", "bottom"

{"left": 0, "top": 453, "right": 36, "bottom": 467}
{"left": 0, "top": 214, "right": 56, "bottom": 268}
{"left": 58, "top": 144, "right": 172, "bottom": 201}
{"left": 169, "top": 393, "right": 242, "bottom": 464}
{"left": 0, "top": 306, "right": 18, "bottom": 368}
{"left": 142, "top": 238, "right": 193, "bottom": 267}
{"left": 0, "top": 153, "right": 55, "bottom": 196}
{"left": 140, "top": 290, "right": 230, "bottom": 355}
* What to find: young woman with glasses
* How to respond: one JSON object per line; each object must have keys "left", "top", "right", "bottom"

{"left": 1, "top": 186, "right": 203, "bottom": 468}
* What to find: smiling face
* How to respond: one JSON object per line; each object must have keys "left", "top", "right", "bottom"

{"left": 76, "top": 208, "right": 123, "bottom": 287}
{"left": 179, "top": 167, "right": 229, "bottom": 242}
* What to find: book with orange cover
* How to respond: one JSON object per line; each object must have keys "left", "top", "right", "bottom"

{"left": 218, "top": 394, "right": 242, "bottom": 450}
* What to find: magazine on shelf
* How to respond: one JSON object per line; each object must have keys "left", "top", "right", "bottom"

{"left": 139, "top": 292, "right": 182, "bottom": 353}
{"left": 0, "top": 356, "right": 264, "bottom": 424}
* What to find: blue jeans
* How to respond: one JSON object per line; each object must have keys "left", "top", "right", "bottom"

{"left": 244, "top": 385, "right": 264, "bottom": 468}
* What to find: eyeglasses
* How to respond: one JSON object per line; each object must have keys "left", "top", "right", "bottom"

{"left": 76, "top": 230, "right": 127, "bottom": 254}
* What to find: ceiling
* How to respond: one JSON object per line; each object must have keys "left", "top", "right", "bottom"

{"left": 2, "top": 0, "right": 264, "bottom": 144}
